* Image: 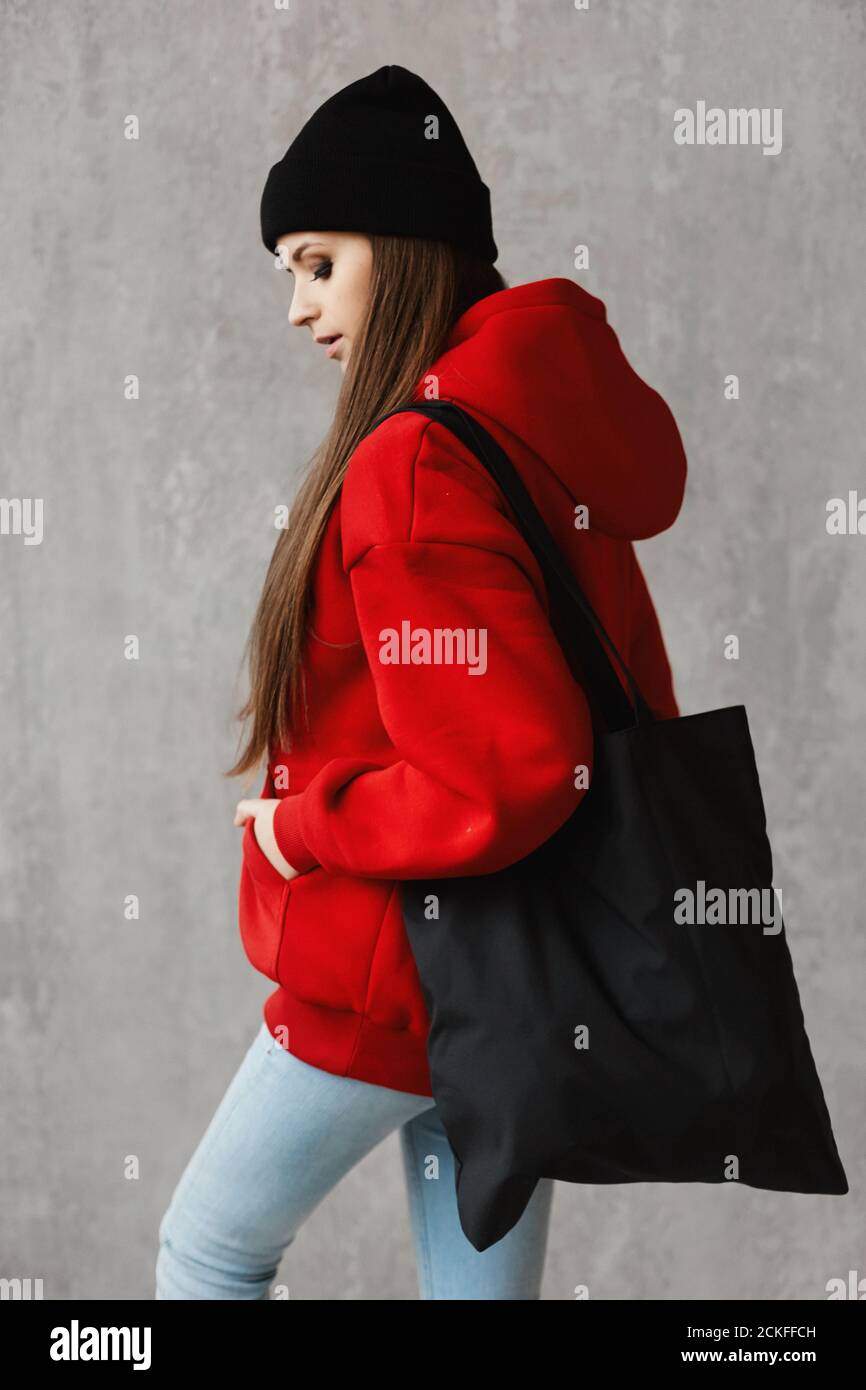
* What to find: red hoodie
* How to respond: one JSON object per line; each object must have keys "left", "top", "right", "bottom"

{"left": 238, "top": 276, "right": 687, "bottom": 1096}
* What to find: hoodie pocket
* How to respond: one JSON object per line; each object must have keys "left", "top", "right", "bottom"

{"left": 238, "top": 817, "right": 292, "bottom": 982}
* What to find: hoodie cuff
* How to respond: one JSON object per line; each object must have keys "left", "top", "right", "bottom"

{"left": 272, "top": 794, "right": 319, "bottom": 874}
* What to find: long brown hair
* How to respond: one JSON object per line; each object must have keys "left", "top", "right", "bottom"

{"left": 226, "top": 233, "right": 508, "bottom": 783}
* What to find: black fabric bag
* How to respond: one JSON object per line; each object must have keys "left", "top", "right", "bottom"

{"left": 365, "top": 398, "right": 849, "bottom": 1253}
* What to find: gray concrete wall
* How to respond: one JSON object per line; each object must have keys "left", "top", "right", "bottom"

{"left": 1, "top": 0, "right": 862, "bottom": 1300}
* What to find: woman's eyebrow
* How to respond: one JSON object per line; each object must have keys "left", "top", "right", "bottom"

{"left": 287, "top": 240, "right": 326, "bottom": 264}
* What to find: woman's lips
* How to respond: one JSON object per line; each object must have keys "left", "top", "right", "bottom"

{"left": 325, "top": 335, "right": 342, "bottom": 358}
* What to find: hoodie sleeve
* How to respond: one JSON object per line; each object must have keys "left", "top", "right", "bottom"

{"left": 271, "top": 416, "right": 591, "bottom": 879}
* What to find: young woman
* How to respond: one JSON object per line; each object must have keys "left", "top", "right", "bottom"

{"left": 155, "top": 65, "right": 687, "bottom": 1301}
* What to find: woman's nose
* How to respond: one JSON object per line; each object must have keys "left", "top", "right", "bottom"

{"left": 288, "top": 282, "right": 316, "bottom": 330}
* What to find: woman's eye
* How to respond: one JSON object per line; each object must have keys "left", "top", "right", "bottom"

{"left": 311, "top": 260, "right": 332, "bottom": 281}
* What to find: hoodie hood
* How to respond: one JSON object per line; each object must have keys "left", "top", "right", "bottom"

{"left": 419, "top": 277, "right": 687, "bottom": 541}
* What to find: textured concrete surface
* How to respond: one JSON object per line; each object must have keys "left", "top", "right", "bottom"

{"left": 0, "top": 0, "right": 862, "bottom": 1300}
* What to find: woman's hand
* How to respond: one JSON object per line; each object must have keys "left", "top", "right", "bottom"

{"left": 234, "top": 799, "right": 300, "bottom": 881}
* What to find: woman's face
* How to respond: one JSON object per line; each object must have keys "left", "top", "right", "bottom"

{"left": 275, "top": 231, "right": 373, "bottom": 374}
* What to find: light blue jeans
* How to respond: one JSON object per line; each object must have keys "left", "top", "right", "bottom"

{"left": 155, "top": 1019, "right": 553, "bottom": 1300}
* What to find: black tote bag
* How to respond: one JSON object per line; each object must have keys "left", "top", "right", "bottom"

{"left": 362, "top": 399, "right": 849, "bottom": 1253}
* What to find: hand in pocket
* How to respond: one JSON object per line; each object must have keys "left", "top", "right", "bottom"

{"left": 234, "top": 799, "right": 299, "bottom": 881}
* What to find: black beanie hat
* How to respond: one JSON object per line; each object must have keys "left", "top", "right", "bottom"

{"left": 260, "top": 64, "right": 498, "bottom": 264}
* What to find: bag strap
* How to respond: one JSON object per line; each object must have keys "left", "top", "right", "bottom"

{"left": 361, "top": 398, "right": 654, "bottom": 731}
